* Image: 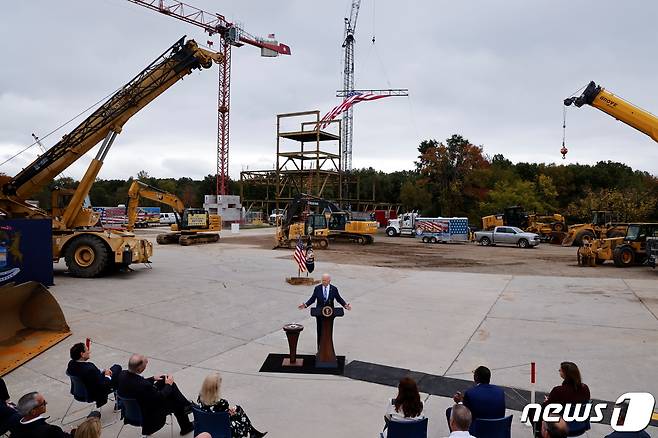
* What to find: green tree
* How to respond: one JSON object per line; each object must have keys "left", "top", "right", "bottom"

{"left": 399, "top": 181, "right": 432, "bottom": 211}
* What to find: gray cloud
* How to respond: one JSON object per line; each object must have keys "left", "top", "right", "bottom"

{"left": 1, "top": 0, "right": 657, "bottom": 183}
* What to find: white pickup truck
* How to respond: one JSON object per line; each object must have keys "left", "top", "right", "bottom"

{"left": 474, "top": 226, "right": 540, "bottom": 248}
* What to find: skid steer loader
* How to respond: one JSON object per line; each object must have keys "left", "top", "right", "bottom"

{"left": 0, "top": 282, "right": 71, "bottom": 376}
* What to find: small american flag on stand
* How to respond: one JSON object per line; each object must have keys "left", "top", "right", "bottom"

{"left": 293, "top": 236, "right": 307, "bottom": 273}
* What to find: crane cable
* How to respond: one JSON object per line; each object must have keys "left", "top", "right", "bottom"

{"left": 560, "top": 83, "right": 588, "bottom": 160}
{"left": 0, "top": 86, "right": 121, "bottom": 168}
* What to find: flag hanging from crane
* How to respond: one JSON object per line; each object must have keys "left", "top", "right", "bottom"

{"left": 293, "top": 236, "right": 307, "bottom": 273}
{"left": 319, "top": 92, "right": 392, "bottom": 129}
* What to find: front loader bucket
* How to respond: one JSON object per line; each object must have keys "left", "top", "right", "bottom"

{"left": 0, "top": 282, "right": 71, "bottom": 376}
{"left": 561, "top": 230, "right": 576, "bottom": 247}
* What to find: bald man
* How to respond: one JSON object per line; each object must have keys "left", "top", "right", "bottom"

{"left": 298, "top": 273, "right": 351, "bottom": 348}
{"left": 116, "top": 354, "right": 194, "bottom": 436}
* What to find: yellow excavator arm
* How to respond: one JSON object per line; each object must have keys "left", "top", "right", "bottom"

{"left": 565, "top": 81, "right": 658, "bottom": 143}
{"left": 126, "top": 180, "right": 185, "bottom": 231}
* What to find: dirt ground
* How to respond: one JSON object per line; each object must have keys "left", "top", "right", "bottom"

{"left": 221, "top": 229, "right": 658, "bottom": 279}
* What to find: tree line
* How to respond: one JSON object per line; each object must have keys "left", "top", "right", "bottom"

{"left": 28, "top": 133, "right": 658, "bottom": 225}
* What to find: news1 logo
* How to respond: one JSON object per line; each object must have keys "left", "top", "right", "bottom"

{"left": 521, "top": 393, "right": 656, "bottom": 432}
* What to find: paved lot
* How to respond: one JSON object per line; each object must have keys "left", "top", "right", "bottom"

{"left": 4, "top": 228, "right": 657, "bottom": 437}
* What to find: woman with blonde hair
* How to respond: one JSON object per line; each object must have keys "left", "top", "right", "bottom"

{"left": 198, "top": 373, "right": 267, "bottom": 438}
{"left": 74, "top": 417, "right": 101, "bottom": 438}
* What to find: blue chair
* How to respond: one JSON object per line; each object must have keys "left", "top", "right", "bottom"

{"left": 62, "top": 372, "right": 118, "bottom": 425}
{"left": 566, "top": 418, "right": 591, "bottom": 437}
{"left": 192, "top": 406, "right": 231, "bottom": 438}
{"left": 381, "top": 417, "right": 428, "bottom": 438}
{"left": 116, "top": 395, "right": 172, "bottom": 438}
{"left": 470, "top": 415, "right": 513, "bottom": 438}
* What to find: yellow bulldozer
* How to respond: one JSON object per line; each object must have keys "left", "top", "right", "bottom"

{"left": 562, "top": 211, "right": 627, "bottom": 247}
{"left": 577, "top": 223, "right": 658, "bottom": 267}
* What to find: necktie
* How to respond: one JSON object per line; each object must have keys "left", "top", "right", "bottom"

{"left": 323, "top": 286, "right": 328, "bottom": 301}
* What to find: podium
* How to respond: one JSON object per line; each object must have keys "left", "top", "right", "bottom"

{"left": 310, "top": 306, "right": 344, "bottom": 368}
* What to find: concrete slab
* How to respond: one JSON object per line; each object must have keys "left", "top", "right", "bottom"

{"left": 3, "top": 230, "right": 656, "bottom": 437}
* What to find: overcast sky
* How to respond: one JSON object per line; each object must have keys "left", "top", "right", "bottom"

{"left": 2, "top": 0, "right": 658, "bottom": 184}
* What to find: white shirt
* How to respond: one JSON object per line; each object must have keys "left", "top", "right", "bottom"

{"left": 445, "top": 431, "right": 476, "bottom": 438}
{"left": 20, "top": 415, "right": 47, "bottom": 425}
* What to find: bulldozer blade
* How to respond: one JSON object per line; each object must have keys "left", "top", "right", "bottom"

{"left": 0, "top": 282, "right": 71, "bottom": 377}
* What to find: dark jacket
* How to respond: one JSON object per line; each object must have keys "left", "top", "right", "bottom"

{"left": 545, "top": 381, "right": 590, "bottom": 405}
{"left": 66, "top": 360, "right": 112, "bottom": 407}
{"left": 305, "top": 284, "right": 346, "bottom": 308}
{"left": 0, "top": 402, "right": 20, "bottom": 434}
{"left": 463, "top": 383, "right": 506, "bottom": 420}
{"left": 116, "top": 371, "right": 171, "bottom": 435}
{"left": 9, "top": 417, "right": 71, "bottom": 438}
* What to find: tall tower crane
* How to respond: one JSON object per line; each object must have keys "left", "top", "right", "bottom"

{"left": 127, "top": 0, "right": 291, "bottom": 195}
{"left": 341, "top": 0, "right": 361, "bottom": 172}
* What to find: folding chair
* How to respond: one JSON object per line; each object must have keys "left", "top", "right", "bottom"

{"left": 61, "top": 372, "right": 117, "bottom": 426}
{"left": 192, "top": 406, "right": 231, "bottom": 438}
{"left": 116, "top": 395, "right": 172, "bottom": 438}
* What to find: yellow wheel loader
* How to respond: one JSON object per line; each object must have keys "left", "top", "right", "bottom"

{"left": 577, "top": 223, "right": 658, "bottom": 267}
{"left": 562, "top": 211, "right": 627, "bottom": 247}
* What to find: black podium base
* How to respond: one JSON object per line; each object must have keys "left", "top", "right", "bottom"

{"left": 259, "top": 353, "right": 345, "bottom": 375}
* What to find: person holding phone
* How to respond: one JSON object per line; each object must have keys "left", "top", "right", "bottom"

{"left": 66, "top": 341, "right": 122, "bottom": 408}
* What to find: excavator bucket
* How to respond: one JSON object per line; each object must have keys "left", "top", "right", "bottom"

{"left": 0, "top": 282, "right": 71, "bottom": 376}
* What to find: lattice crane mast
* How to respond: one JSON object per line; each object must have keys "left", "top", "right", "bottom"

{"left": 341, "top": 0, "right": 361, "bottom": 172}
{"left": 127, "top": 0, "right": 291, "bottom": 195}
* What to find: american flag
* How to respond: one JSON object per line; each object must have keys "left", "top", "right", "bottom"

{"left": 318, "top": 92, "right": 391, "bottom": 129}
{"left": 293, "top": 236, "right": 307, "bottom": 272}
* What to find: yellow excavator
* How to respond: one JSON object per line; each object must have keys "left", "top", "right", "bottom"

{"left": 126, "top": 181, "right": 221, "bottom": 245}
{"left": 0, "top": 37, "right": 221, "bottom": 375}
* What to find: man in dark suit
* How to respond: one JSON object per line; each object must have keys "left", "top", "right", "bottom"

{"left": 446, "top": 366, "right": 506, "bottom": 429}
{"left": 66, "top": 342, "right": 122, "bottom": 407}
{"left": 11, "top": 391, "right": 98, "bottom": 437}
{"left": 116, "top": 354, "right": 194, "bottom": 436}
{"left": 0, "top": 377, "right": 20, "bottom": 434}
{"left": 298, "top": 273, "right": 351, "bottom": 348}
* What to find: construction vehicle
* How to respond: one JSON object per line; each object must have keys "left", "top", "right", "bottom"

{"left": 275, "top": 194, "right": 377, "bottom": 248}
{"left": 481, "top": 206, "right": 566, "bottom": 243}
{"left": 0, "top": 281, "right": 71, "bottom": 376}
{"left": 577, "top": 223, "right": 658, "bottom": 267}
{"left": 0, "top": 37, "right": 222, "bottom": 277}
{"left": 561, "top": 211, "right": 628, "bottom": 247}
{"left": 126, "top": 181, "right": 221, "bottom": 245}
{"left": 564, "top": 81, "right": 658, "bottom": 153}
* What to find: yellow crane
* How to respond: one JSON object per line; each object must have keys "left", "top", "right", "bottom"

{"left": 126, "top": 181, "right": 221, "bottom": 245}
{"left": 0, "top": 38, "right": 221, "bottom": 375}
{"left": 0, "top": 37, "right": 221, "bottom": 277}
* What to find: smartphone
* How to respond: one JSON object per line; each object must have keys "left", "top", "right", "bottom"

{"left": 85, "top": 338, "right": 91, "bottom": 350}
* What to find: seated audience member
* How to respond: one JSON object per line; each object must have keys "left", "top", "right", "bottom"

{"left": 0, "top": 377, "right": 21, "bottom": 432}
{"left": 74, "top": 417, "right": 101, "bottom": 438}
{"left": 604, "top": 401, "right": 651, "bottom": 438}
{"left": 447, "top": 365, "right": 506, "bottom": 430}
{"left": 66, "top": 342, "right": 122, "bottom": 407}
{"left": 382, "top": 377, "right": 425, "bottom": 436}
{"left": 197, "top": 373, "right": 267, "bottom": 438}
{"left": 534, "top": 361, "right": 590, "bottom": 437}
{"left": 545, "top": 362, "right": 590, "bottom": 405}
{"left": 541, "top": 418, "right": 568, "bottom": 438}
{"left": 11, "top": 391, "right": 98, "bottom": 438}
{"left": 116, "top": 354, "right": 194, "bottom": 436}
{"left": 444, "top": 404, "right": 476, "bottom": 438}
{"left": 196, "top": 434, "right": 212, "bottom": 438}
